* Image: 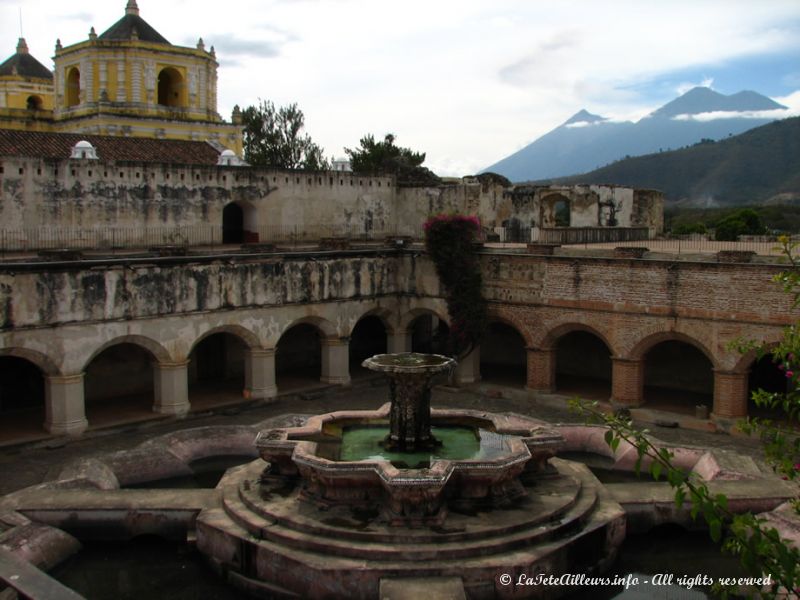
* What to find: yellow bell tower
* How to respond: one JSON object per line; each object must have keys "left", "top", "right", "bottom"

{"left": 0, "top": 38, "right": 55, "bottom": 131}
{"left": 49, "top": 1, "right": 242, "bottom": 154}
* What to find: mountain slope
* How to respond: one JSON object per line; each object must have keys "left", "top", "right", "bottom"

{"left": 551, "top": 117, "right": 800, "bottom": 206}
{"left": 483, "top": 87, "right": 788, "bottom": 182}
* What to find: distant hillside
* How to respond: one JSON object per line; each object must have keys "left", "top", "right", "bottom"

{"left": 550, "top": 117, "right": 800, "bottom": 206}
{"left": 482, "top": 87, "right": 788, "bottom": 182}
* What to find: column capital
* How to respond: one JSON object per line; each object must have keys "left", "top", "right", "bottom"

{"left": 45, "top": 373, "right": 85, "bottom": 384}
{"left": 246, "top": 347, "right": 276, "bottom": 358}
{"left": 525, "top": 346, "right": 552, "bottom": 354}
{"left": 154, "top": 360, "right": 190, "bottom": 371}
{"left": 611, "top": 357, "right": 643, "bottom": 364}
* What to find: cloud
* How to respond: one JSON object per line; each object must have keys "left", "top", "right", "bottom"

{"left": 498, "top": 31, "right": 579, "bottom": 86}
{"left": 676, "top": 77, "right": 715, "bottom": 95}
{"left": 672, "top": 105, "right": 796, "bottom": 122}
{"left": 565, "top": 121, "right": 599, "bottom": 129}
{"left": 59, "top": 12, "right": 94, "bottom": 21}
{"left": 185, "top": 26, "right": 297, "bottom": 59}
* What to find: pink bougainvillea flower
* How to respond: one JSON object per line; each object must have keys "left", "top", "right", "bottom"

{"left": 786, "top": 370, "right": 794, "bottom": 378}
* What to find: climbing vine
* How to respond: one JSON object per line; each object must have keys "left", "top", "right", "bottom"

{"left": 423, "top": 214, "right": 488, "bottom": 358}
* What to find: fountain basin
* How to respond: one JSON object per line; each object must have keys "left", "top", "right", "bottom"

{"left": 256, "top": 403, "right": 565, "bottom": 526}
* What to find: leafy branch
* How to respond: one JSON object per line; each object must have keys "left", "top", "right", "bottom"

{"left": 569, "top": 398, "right": 800, "bottom": 598}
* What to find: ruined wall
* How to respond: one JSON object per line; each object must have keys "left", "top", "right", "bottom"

{"left": 395, "top": 183, "right": 662, "bottom": 239}
{"left": 0, "top": 157, "right": 663, "bottom": 244}
{"left": 0, "top": 157, "right": 397, "bottom": 239}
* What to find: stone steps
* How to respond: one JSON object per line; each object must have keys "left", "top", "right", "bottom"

{"left": 196, "top": 458, "right": 627, "bottom": 600}
{"left": 218, "top": 461, "right": 601, "bottom": 562}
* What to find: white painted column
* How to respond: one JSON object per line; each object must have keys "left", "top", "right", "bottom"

{"left": 321, "top": 338, "right": 351, "bottom": 385}
{"left": 453, "top": 347, "right": 480, "bottom": 386}
{"left": 45, "top": 374, "right": 88, "bottom": 436}
{"left": 245, "top": 348, "right": 278, "bottom": 401}
{"left": 387, "top": 329, "right": 411, "bottom": 354}
{"left": 153, "top": 361, "right": 190, "bottom": 416}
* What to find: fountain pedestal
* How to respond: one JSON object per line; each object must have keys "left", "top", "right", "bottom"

{"left": 361, "top": 353, "right": 455, "bottom": 451}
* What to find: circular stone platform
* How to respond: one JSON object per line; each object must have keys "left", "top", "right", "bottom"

{"left": 196, "top": 457, "right": 626, "bottom": 599}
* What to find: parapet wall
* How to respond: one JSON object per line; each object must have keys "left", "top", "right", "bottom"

{"left": 1, "top": 249, "right": 792, "bottom": 374}
{"left": 0, "top": 156, "right": 663, "bottom": 248}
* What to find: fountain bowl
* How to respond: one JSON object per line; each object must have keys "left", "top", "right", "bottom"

{"left": 255, "top": 402, "right": 565, "bottom": 526}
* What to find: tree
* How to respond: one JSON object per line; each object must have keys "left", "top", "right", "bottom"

{"left": 423, "top": 214, "right": 487, "bottom": 358}
{"left": 345, "top": 133, "right": 440, "bottom": 186}
{"left": 715, "top": 208, "right": 766, "bottom": 241}
{"left": 242, "top": 100, "right": 328, "bottom": 170}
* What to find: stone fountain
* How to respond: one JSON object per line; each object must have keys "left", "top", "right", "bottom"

{"left": 195, "top": 353, "right": 628, "bottom": 598}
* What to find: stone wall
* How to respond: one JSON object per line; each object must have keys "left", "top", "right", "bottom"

{"left": 0, "top": 248, "right": 795, "bottom": 433}
{"left": 2, "top": 250, "right": 792, "bottom": 373}
{"left": 0, "top": 157, "right": 397, "bottom": 240}
{"left": 0, "top": 157, "right": 663, "bottom": 246}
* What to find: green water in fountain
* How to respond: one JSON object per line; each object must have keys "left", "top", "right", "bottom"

{"left": 337, "top": 425, "right": 511, "bottom": 468}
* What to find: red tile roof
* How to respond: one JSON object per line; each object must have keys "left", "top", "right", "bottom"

{"left": 0, "top": 129, "right": 221, "bottom": 165}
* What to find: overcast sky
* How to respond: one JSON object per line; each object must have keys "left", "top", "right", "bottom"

{"left": 2, "top": 0, "right": 799, "bottom": 175}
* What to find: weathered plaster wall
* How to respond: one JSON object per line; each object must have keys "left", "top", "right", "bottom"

{"left": 0, "top": 158, "right": 663, "bottom": 244}
{"left": 0, "top": 158, "right": 397, "bottom": 239}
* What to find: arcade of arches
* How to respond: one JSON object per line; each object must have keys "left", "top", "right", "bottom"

{"left": 0, "top": 310, "right": 784, "bottom": 442}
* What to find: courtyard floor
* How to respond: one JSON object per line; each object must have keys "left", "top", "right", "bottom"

{"left": 0, "top": 382, "right": 767, "bottom": 498}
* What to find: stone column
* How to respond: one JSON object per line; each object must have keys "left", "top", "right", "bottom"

{"left": 611, "top": 358, "right": 644, "bottom": 407}
{"left": 526, "top": 348, "right": 555, "bottom": 392}
{"left": 153, "top": 361, "right": 190, "bottom": 416}
{"left": 45, "top": 374, "right": 88, "bottom": 436}
{"left": 712, "top": 370, "right": 749, "bottom": 418}
{"left": 321, "top": 338, "right": 351, "bottom": 385}
{"left": 387, "top": 329, "right": 411, "bottom": 354}
{"left": 245, "top": 348, "right": 278, "bottom": 401}
{"left": 453, "top": 347, "right": 480, "bottom": 386}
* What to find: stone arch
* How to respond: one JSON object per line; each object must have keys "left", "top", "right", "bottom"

{"left": 632, "top": 331, "right": 716, "bottom": 413}
{"left": 188, "top": 326, "right": 257, "bottom": 398}
{"left": 401, "top": 308, "right": 451, "bottom": 355}
{"left": 628, "top": 330, "right": 717, "bottom": 368}
{"left": 26, "top": 95, "right": 43, "bottom": 110}
{"left": 82, "top": 336, "right": 168, "bottom": 423}
{"left": 734, "top": 341, "right": 789, "bottom": 419}
{"left": 275, "top": 319, "right": 334, "bottom": 391}
{"left": 349, "top": 312, "right": 390, "bottom": 375}
{"left": 82, "top": 334, "right": 171, "bottom": 371}
{"left": 480, "top": 315, "right": 528, "bottom": 387}
{"left": 540, "top": 322, "right": 615, "bottom": 356}
{"left": 486, "top": 309, "right": 533, "bottom": 348}
{"left": 222, "top": 200, "right": 258, "bottom": 244}
{"left": 349, "top": 307, "right": 395, "bottom": 337}
{"left": 157, "top": 67, "right": 185, "bottom": 107}
{"left": 732, "top": 338, "right": 784, "bottom": 374}
{"left": 66, "top": 66, "right": 80, "bottom": 107}
{"left": 0, "top": 350, "right": 50, "bottom": 439}
{"left": 398, "top": 307, "right": 450, "bottom": 332}
{"left": 188, "top": 324, "right": 260, "bottom": 355}
{"left": 548, "top": 325, "right": 614, "bottom": 400}
{"left": 0, "top": 346, "right": 61, "bottom": 376}
{"left": 278, "top": 316, "right": 338, "bottom": 343}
